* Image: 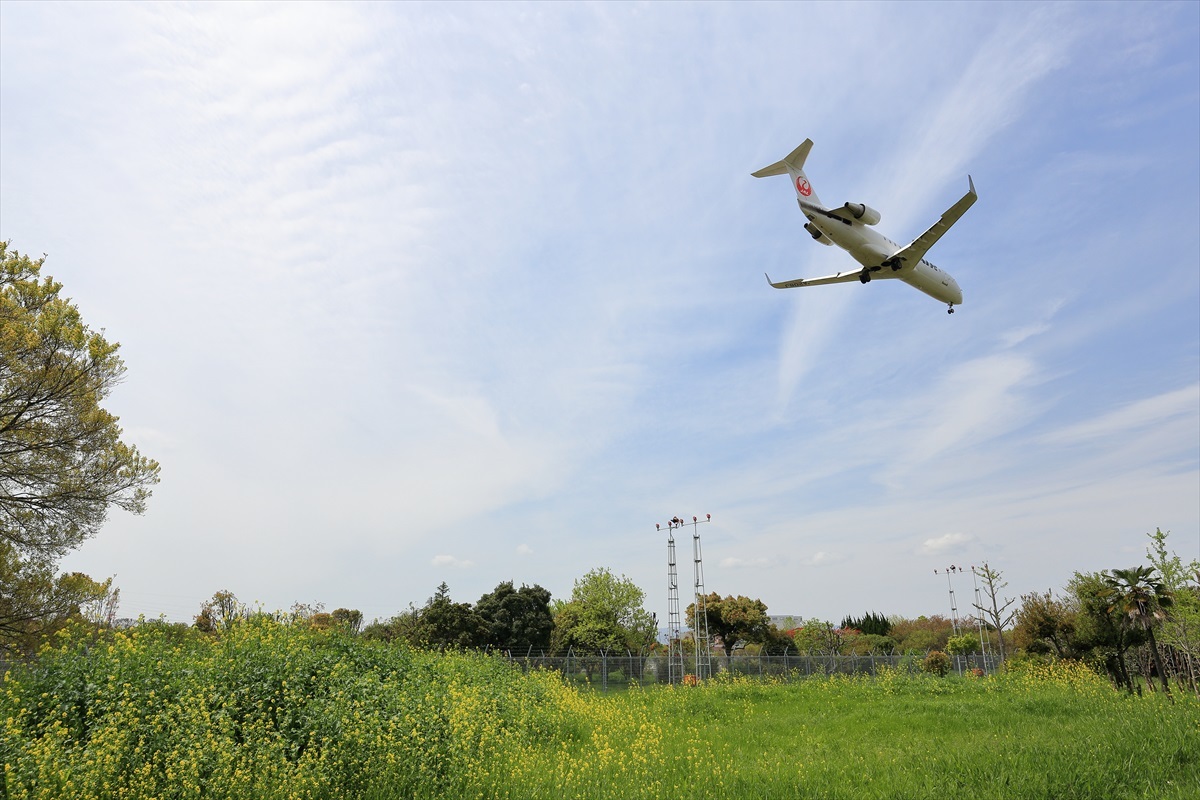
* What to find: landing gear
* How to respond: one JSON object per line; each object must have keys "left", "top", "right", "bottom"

{"left": 947, "top": 304, "right": 955, "bottom": 314}
{"left": 859, "top": 270, "right": 871, "bottom": 284}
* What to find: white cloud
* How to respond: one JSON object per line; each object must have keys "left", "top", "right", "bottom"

{"left": 920, "top": 533, "right": 974, "bottom": 556}
{"left": 516, "top": 544, "right": 534, "bottom": 556}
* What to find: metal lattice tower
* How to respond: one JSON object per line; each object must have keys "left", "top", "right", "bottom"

{"left": 659, "top": 514, "right": 711, "bottom": 683}
{"left": 936, "top": 566, "right": 962, "bottom": 636}
{"left": 665, "top": 526, "right": 684, "bottom": 684}
{"left": 691, "top": 516, "right": 712, "bottom": 680}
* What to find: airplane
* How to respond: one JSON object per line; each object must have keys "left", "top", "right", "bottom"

{"left": 752, "top": 139, "right": 977, "bottom": 313}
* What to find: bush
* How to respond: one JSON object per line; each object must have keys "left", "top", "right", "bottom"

{"left": 922, "top": 650, "right": 951, "bottom": 677}
{"left": 946, "top": 633, "right": 980, "bottom": 655}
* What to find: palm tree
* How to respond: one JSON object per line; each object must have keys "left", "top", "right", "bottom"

{"left": 1102, "top": 566, "right": 1174, "bottom": 696}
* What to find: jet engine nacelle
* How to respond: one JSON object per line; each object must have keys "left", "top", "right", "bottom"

{"left": 842, "top": 202, "right": 881, "bottom": 225}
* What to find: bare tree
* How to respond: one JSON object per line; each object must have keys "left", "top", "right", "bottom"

{"left": 972, "top": 563, "right": 1017, "bottom": 660}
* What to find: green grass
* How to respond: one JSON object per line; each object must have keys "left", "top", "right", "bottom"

{"left": 3, "top": 621, "right": 1196, "bottom": 799}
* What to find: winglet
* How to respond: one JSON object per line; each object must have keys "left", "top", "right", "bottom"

{"left": 751, "top": 139, "right": 814, "bottom": 178}
{"left": 968, "top": 175, "right": 976, "bottom": 197}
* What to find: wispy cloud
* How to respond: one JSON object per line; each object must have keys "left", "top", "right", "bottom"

{"left": 1043, "top": 385, "right": 1200, "bottom": 445}
{"left": 5, "top": 3, "right": 1195, "bottom": 625}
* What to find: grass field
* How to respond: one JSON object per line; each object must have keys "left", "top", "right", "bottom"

{"left": 2, "top": 620, "right": 1197, "bottom": 799}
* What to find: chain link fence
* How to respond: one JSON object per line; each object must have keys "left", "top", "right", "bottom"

{"left": 502, "top": 650, "right": 1000, "bottom": 692}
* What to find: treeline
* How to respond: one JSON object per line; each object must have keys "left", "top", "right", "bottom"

{"left": 169, "top": 530, "right": 1200, "bottom": 698}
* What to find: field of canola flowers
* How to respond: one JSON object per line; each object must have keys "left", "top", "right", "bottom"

{"left": 2, "top": 618, "right": 1197, "bottom": 800}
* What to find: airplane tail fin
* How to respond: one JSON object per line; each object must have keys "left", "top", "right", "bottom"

{"left": 751, "top": 139, "right": 822, "bottom": 206}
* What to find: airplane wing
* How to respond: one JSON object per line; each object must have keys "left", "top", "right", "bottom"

{"left": 765, "top": 270, "right": 862, "bottom": 289}
{"left": 890, "top": 176, "right": 977, "bottom": 269}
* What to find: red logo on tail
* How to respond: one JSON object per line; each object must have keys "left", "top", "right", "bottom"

{"left": 796, "top": 177, "right": 812, "bottom": 197}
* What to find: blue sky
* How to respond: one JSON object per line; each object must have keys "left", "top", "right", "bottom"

{"left": 2, "top": 1, "right": 1197, "bottom": 627}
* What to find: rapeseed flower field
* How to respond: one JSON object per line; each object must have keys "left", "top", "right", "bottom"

{"left": 2, "top": 619, "right": 1196, "bottom": 799}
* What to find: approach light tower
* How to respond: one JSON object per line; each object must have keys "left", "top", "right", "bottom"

{"left": 934, "top": 565, "right": 962, "bottom": 636}
{"left": 657, "top": 514, "right": 712, "bottom": 683}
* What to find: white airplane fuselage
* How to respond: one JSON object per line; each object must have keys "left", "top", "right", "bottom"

{"left": 798, "top": 198, "right": 963, "bottom": 306}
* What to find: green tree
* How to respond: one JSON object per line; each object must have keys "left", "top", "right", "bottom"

{"left": 2, "top": 244, "right": 158, "bottom": 652}
{"left": 410, "top": 583, "right": 488, "bottom": 650}
{"left": 194, "top": 590, "right": 246, "bottom": 634}
{"left": 1013, "top": 590, "right": 1077, "bottom": 658}
{"left": 889, "top": 615, "right": 954, "bottom": 654}
{"left": 840, "top": 611, "right": 892, "bottom": 637}
{"left": 475, "top": 581, "right": 553, "bottom": 654}
{"left": 946, "top": 633, "right": 981, "bottom": 656}
{"left": 790, "top": 618, "right": 844, "bottom": 655}
{"left": 330, "top": 607, "right": 364, "bottom": 634}
{"left": 1069, "top": 571, "right": 1143, "bottom": 693}
{"left": 1145, "top": 528, "right": 1200, "bottom": 693}
{"left": 1102, "top": 565, "right": 1174, "bottom": 696}
{"left": 1, "top": 243, "right": 160, "bottom": 561}
{"left": 685, "top": 593, "right": 770, "bottom": 665}
{"left": 0, "top": 540, "right": 114, "bottom": 655}
{"left": 550, "top": 568, "right": 655, "bottom": 654}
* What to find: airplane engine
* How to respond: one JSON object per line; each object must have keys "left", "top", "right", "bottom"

{"left": 842, "top": 202, "right": 881, "bottom": 225}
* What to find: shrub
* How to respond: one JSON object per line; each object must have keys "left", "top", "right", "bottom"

{"left": 922, "top": 650, "right": 951, "bottom": 677}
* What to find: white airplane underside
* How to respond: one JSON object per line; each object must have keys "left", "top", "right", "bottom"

{"left": 753, "top": 139, "right": 976, "bottom": 313}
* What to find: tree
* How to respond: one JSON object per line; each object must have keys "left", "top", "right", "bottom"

{"left": 685, "top": 593, "right": 770, "bottom": 665}
{"left": 330, "top": 608, "right": 364, "bottom": 634}
{"left": 1145, "top": 528, "right": 1200, "bottom": 694}
{"left": 1013, "top": 590, "right": 1077, "bottom": 658}
{"left": 840, "top": 611, "right": 892, "bottom": 637}
{"left": 1069, "top": 571, "right": 1143, "bottom": 693}
{"left": 972, "top": 563, "right": 1016, "bottom": 660}
{"left": 889, "top": 615, "right": 954, "bottom": 654}
{"left": 0, "top": 540, "right": 114, "bottom": 656}
{"left": 475, "top": 581, "right": 553, "bottom": 653}
{"left": 1, "top": 243, "right": 160, "bottom": 561}
{"left": 1102, "top": 565, "right": 1174, "bottom": 696}
{"left": 2, "top": 244, "right": 158, "bottom": 652}
{"left": 790, "top": 618, "right": 844, "bottom": 655}
{"left": 550, "top": 568, "right": 656, "bottom": 654}
{"left": 410, "top": 583, "right": 488, "bottom": 650}
{"left": 194, "top": 590, "right": 246, "bottom": 633}
{"left": 946, "top": 633, "right": 981, "bottom": 655}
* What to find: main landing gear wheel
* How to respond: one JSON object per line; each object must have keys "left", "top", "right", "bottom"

{"left": 859, "top": 270, "right": 871, "bottom": 284}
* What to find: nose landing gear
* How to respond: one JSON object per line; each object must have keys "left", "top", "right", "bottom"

{"left": 947, "top": 304, "right": 955, "bottom": 314}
